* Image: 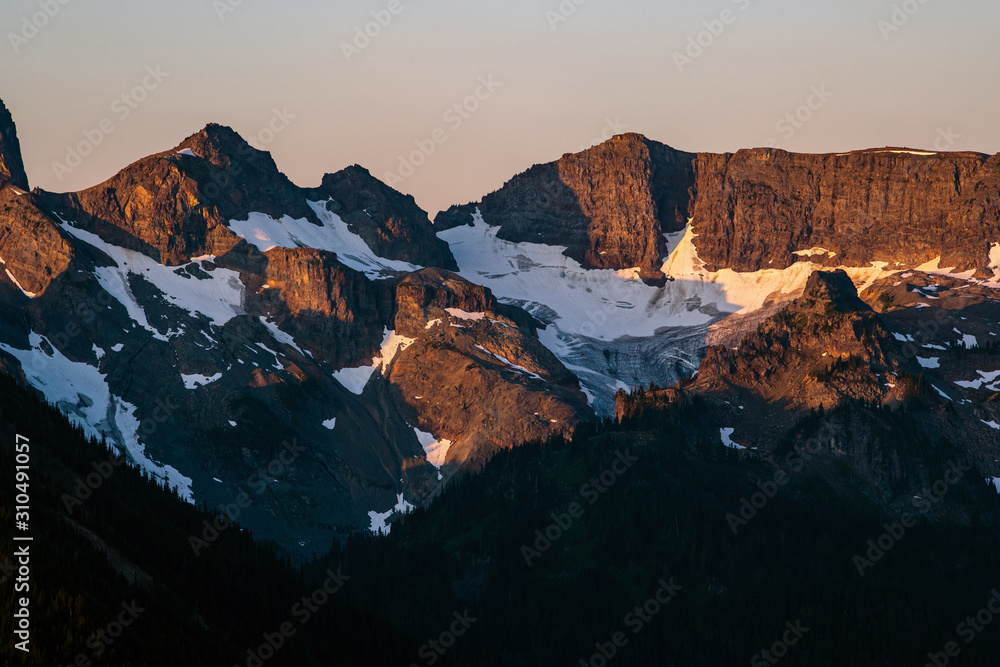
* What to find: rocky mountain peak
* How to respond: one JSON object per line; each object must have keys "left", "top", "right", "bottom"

{"left": 309, "top": 166, "right": 458, "bottom": 270}
{"left": 174, "top": 123, "right": 260, "bottom": 169}
{"left": 44, "top": 123, "right": 316, "bottom": 265}
{"left": 662, "top": 270, "right": 904, "bottom": 416}
{"left": 436, "top": 133, "right": 696, "bottom": 280}
{"left": 0, "top": 98, "right": 29, "bottom": 191}
{"left": 801, "top": 269, "right": 871, "bottom": 314}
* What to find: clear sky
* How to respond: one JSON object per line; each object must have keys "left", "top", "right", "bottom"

{"left": 3, "top": 0, "right": 999, "bottom": 215}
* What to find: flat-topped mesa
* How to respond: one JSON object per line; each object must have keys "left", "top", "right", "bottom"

{"left": 308, "top": 166, "right": 458, "bottom": 270}
{"left": 436, "top": 133, "right": 696, "bottom": 280}
{"left": 50, "top": 124, "right": 316, "bottom": 265}
{"left": 0, "top": 99, "right": 29, "bottom": 191}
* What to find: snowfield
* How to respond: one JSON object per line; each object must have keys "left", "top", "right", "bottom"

{"left": 332, "top": 328, "right": 415, "bottom": 395}
{"left": 60, "top": 218, "right": 246, "bottom": 338}
{"left": 0, "top": 332, "right": 193, "bottom": 500}
{"left": 228, "top": 203, "right": 421, "bottom": 279}
{"left": 439, "top": 213, "right": 901, "bottom": 415}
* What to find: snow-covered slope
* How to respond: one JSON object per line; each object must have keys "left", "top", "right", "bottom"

{"left": 438, "top": 212, "right": 901, "bottom": 415}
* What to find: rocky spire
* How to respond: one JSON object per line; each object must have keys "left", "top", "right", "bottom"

{"left": 0, "top": 98, "right": 29, "bottom": 191}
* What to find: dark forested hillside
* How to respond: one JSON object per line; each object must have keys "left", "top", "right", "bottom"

{"left": 311, "top": 401, "right": 1000, "bottom": 666}
{"left": 0, "top": 370, "right": 429, "bottom": 666}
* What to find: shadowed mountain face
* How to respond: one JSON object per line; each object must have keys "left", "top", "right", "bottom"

{"left": 308, "top": 165, "right": 458, "bottom": 270}
{"left": 0, "top": 101, "right": 588, "bottom": 555}
{"left": 616, "top": 269, "right": 1000, "bottom": 511}
{"left": 0, "top": 99, "right": 28, "bottom": 191}
{"left": 2, "top": 94, "right": 1000, "bottom": 555}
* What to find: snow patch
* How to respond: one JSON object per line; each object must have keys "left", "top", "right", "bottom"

{"left": 982, "top": 420, "right": 1000, "bottom": 431}
{"left": 181, "top": 373, "right": 223, "bottom": 390}
{"left": 932, "top": 385, "right": 953, "bottom": 401}
{"left": 445, "top": 308, "right": 486, "bottom": 321}
{"left": 229, "top": 205, "right": 421, "bottom": 279}
{"left": 259, "top": 317, "right": 305, "bottom": 355}
{"left": 176, "top": 148, "right": 198, "bottom": 157}
{"left": 615, "top": 267, "right": 643, "bottom": 281}
{"left": 368, "top": 493, "right": 416, "bottom": 536}
{"left": 793, "top": 247, "right": 837, "bottom": 258}
{"left": 332, "top": 366, "right": 377, "bottom": 395}
{"left": 3, "top": 266, "right": 36, "bottom": 298}
{"left": 333, "top": 328, "right": 414, "bottom": 394}
{"left": 954, "top": 370, "right": 1000, "bottom": 391}
{"left": 0, "top": 332, "right": 193, "bottom": 500}
{"left": 917, "top": 357, "right": 940, "bottom": 369}
{"left": 474, "top": 344, "right": 543, "bottom": 380}
{"left": 368, "top": 508, "right": 393, "bottom": 536}
{"left": 60, "top": 219, "right": 245, "bottom": 337}
{"left": 322, "top": 418, "right": 337, "bottom": 430}
{"left": 414, "top": 427, "right": 452, "bottom": 470}
{"left": 874, "top": 149, "right": 938, "bottom": 156}
{"left": 720, "top": 427, "right": 746, "bottom": 450}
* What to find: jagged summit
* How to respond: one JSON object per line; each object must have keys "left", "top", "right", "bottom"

{"left": 692, "top": 269, "right": 899, "bottom": 407}
{"left": 41, "top": 123, "right": 316, "bottom": 264}
{"left": 802, "top": 269, "right": 871, "bottom": 314}
{"left": 0, "top": 98, "right": 29, "bottom": 191}
{"left": 309, "top": 165, "right": 458, "bottom": 270}
{"left": 173, "top": 123, "right": 274, "bottom": 172}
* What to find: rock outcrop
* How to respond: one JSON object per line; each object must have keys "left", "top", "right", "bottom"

{"left": 0, "top": 99, "right": 28, "bottom": 191}
{"left": 308, "top": 166, "right": 457, "bottom": 270}
{"left": 691, "top": 148, "right": 1000, "bottom": 273}
{"left": 387, "top": 268, "right": 592, "bottom": 469}
{"left": 0, "top": 188, "right": 74, "bottom": 297}
{"left": 693, "top": 270, "right": 902, "bottom": 408}
{"left": 48, "top": 124, "right": 316, "bottom": 265}
{"left": 441, "top": 137, "right": 1000, "bottom": 278}
{"left": 437, "top": 134, "right": 695, "bottom": 280}
{"left": 250, "top": 246, "right": 391, "bottom": 367}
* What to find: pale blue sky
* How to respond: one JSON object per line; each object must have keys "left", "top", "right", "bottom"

{"left": 3, "top": 0, "right": 998, "bottom": 214}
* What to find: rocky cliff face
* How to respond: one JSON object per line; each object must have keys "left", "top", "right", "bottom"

{"left": 387, "top": 268, "right": 591, "bottom": 470}
{"left": 309, "top": 166, "right": 457, "bottom": 270}
{"left": 436, "top": 134, "right": 695, "bottom": 280}
{"left": 691, "top": 148, "right": 1000, "bottom": 273}
{"left": 0, "top": 188, "right": 75, "bottom": 297}
{"left": 0, "top": 99, "right": 28, "bottom": 191}
{"left": 442, "top": 137, "right": 1000, "bottom": 278}
{"left": 250, "top": 246, "right": 391, "bottom": 367}
{"left": 46, "top": 124, "right": 315, "bottom": 265}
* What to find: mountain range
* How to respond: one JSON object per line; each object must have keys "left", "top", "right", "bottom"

{"left": 1, "top": 96, "right": 999, "bottom": 563}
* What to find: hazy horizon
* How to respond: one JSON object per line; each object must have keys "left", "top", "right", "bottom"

{"left": 4, "top": 0, "right": 999, "bottom": 215}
